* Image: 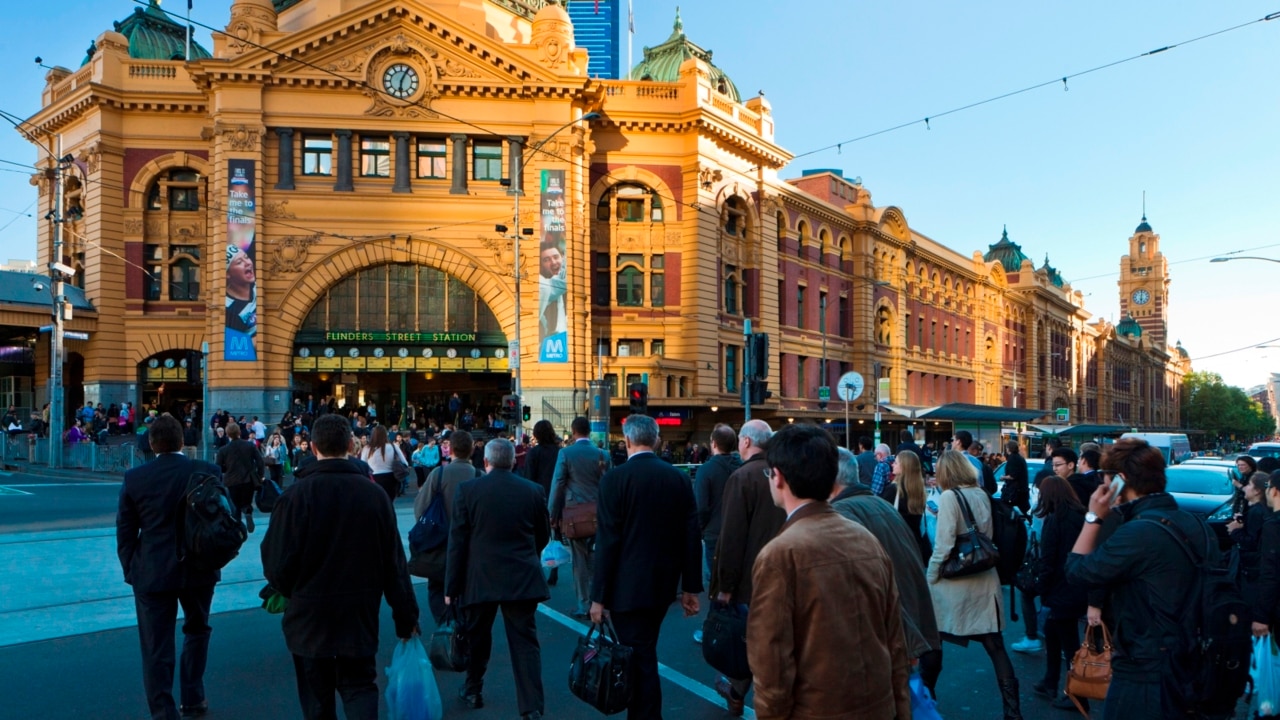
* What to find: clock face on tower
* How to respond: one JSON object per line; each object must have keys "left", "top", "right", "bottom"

{"left": 382, "top": 63, "right": 419, "bottom": 99}
{"left": 1131, "top": 289, "right": 1151, "bottom": 305}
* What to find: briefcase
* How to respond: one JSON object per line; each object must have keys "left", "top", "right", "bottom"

{"left": 702, "top": 602, "right": 750, "bottom": 680}
{"left": 428, "top": 607, "right": 469, "bottom": 672}
{"left": 568, "top": 618, "right": 633, "bottom": 715}
{"left": 561, "top": 501, "right": 597, "bottom": 540}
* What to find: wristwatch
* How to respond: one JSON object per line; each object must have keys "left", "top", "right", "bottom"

{"left": 1084, "top": 511, "right": 1102, "bottom": 525}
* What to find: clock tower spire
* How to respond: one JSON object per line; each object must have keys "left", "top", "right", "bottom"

{"left": 1118, "top": 215, "right": 1170, "bottom": 347}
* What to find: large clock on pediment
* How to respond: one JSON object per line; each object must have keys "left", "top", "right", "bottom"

{"left": 382, "top": 63, "right": 419, "bottom": 100}
{"left": 363, "top": 34, "right": 441, "bottom": 118}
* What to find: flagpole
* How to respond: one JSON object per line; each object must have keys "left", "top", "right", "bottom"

{"left": 185, "top": 0, "right": 193, "bottom": 61}
{"left": 626, "top": 0, "right": 633, "bottom": 79}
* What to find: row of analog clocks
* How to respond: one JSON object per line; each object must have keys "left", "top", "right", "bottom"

{"left": 298, "top": 347, "right": 507, "bottom": 360}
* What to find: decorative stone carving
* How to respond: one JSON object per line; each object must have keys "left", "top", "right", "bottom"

{"left": 226, "top": 0, "right": 277, "bottom": 55}
{"left": 698, "top": 166, "right": 723, "bottom": 189}
{"left": 215, "top": 123, "right": 264, "bottom": 153}
{"left": 326, "top": 42, "right": 377, "bottom": 73}
{"left": 145, "top": 219, "right": 167, "bottom": 237}
{"left": 618, "top": 234, "right": 642, "bottom": 250}
{"left": 479, "top": 236, "right": 513, "bottom": 276}
{"left": 268, "top": 234, "right": 320, "bottom": 274}
{"left": 722, "top": 240, "right": 740, "bottom": 265}
{"left": 123, "top": 218, "right": 144, "bottom": 235}
{"left": 78, "top": 143, "right": 101, "bottom": 176}
{"left": 664, "top": 230, "right": 680, "bottom": 245}
{"left": 361, "top": 40, "right": 440, "bottom": 118}
{"left": 531, "top": 5, "right": 574, "bottom": 71}
{"left": 30, "top": 172, "right": 49, "bottom": 197}
{"left": 436, "top": 59, "right": 482, "bottom": 79}
{"left": 262, "top": 200, "right": 296, "bottom": 220}
{"left": 170, "top": 219, "right": 204, "bottom": 241}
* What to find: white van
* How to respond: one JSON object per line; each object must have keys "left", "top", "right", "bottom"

{"left": 1121, "top": 432, "right": 1193, "bottom": 465}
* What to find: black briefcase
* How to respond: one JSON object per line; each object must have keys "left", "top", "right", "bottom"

{"left": 701, "top": 602, "right": 750, "bottom": 680}
{"left": 427, "top": 607, "right": 469, "bottom": 672}
{"left": 568, "top": 618, "right": 633, "bottom": 715}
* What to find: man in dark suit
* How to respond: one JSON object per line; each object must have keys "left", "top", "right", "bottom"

{"left": 548, "top": 416, "right": 611, "bottom": 618}
{"left": 591, "top": 414, "right": 702, "bottom": 720}
{"left": 446, "top": 438, "right": 551, "bottom": 720}
{"left": 116, "top": 413, "right": 223, "bottom": 719}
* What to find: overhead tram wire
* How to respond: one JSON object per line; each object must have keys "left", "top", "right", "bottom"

{"left": 1064, "top": 241, "right": 1280, "bottom": 285}
{"left": 784, "top": 10, "right": 1280, "bottom": 162}
{"left": 1189, "top": 336, "right": 1280, "bottom": 363}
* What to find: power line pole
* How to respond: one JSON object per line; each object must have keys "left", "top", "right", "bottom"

{"left": 48, "top": 136, "right": 67, "bottom": 468}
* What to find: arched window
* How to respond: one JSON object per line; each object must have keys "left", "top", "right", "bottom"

{"left": 776, "top": 211, "right": 786, "bottom": 252}
{"left": 147, "top": 168, "right": 202, "bottom": 211}
{"left": 723, "top": 196, "right": 749, "bottom": 237}
{"left": 819, "top": 230, "right": 830, "bottom": 265}
{"left": 723, "top": 265, "right": 740, "bottom": 315}
{"left": 597, "top": 183, "right": 663, "bottom": 223}
{"left": 616, "top": 254, "right": 645, "bottom": 307}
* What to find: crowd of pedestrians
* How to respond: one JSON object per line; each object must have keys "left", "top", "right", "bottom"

{"left": 112, "top": 397, "right": 1280, "bottom": 720}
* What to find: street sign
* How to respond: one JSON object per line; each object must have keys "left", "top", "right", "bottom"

{"left": 877, "top": 377, "right": 891, "bottom": 403}
{"left": 38, "top": 325, "right": 53, "bottom": 333}
{"left": 817, "top": 386, "right": 831, "bottom": 402}
{"left": 1056, "top": 407, "right": 1070, "bottom": 423}
{"left": 63, "top": 331, "right": 89, "bottom": 341}
{"left": 508, "top": 340, "right": 520, "bottom": 369}
{"left": 836, "top": 371, "right": 864, "bottom": 402}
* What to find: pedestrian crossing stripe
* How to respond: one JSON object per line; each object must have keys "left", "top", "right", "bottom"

{"left": 0, "top": 486, "right": 32, "bottom": 496}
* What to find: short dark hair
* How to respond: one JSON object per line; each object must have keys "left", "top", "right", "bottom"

{"left": 954, "top": 430, "right": 974, "bottom": 450}
{"left": 1080, "top": 449, "right": 1102, "bottom": 471}
{"left": 764, "top": 424, "right": 838, "bottom": 502}
{"left": 1005, "top": 440, "right": 1021, "bottom": 455}
{"left": 532, "top": 420, "right": 558, "bottom": 446}
{"left": 710, "top": 424, "right": 737, "bottom": 454}
{"left": 1052, "top": 447, "right": 1078, "bottom": 467}
{"left": 1257, "top": 457, "right": 1279, "bottom": 475}
{"left": 571, "top": 416, "right": 590, "bottom": 437}
{"left": 225, "top": 422, "right": 240, "bottom": 440}
{"left": 148, "top": 413, "right": 183, "bottom": 453}
{"left": 899, "top": 429, "right": 915, "bottom": 444}
{"left": 1035, "top": 474, "right": 1085, "bottom": 518}
{"left": 1101, "top": 438, "right": 1166, "bottom": 495}
{"left": 450, "top": 430, "right": 474, "bottom": 460}
{"left": 858, "top": 435, "right": 874, "bottom": 452}
{"left": 311, "top": 414, "right": 352, "bottom": 457}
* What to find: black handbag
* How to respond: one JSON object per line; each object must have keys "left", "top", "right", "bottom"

{"left": 701, "top": 602, "right": 750, "bottom": 680}
{"left": 255, "top": 478, "right": 281, "bottom": 513}
{"left": 428, "top": 607, "right": 469, "bottom": 672}
{"left": 1013, "top": 532, "right": 1050, "bottom": 595}
{"left": 939, "top": 489, "right": 1001, "bottom": 579}
{"left": 569, "top": 618, "right": 634, "bottom": 715}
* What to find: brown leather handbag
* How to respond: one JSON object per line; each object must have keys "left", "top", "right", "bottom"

{"left": 1065, "top": 622, "right": 1113, "bottom": 716}
{"left": 561, "top": 502, "right": 598, "bottom": 539}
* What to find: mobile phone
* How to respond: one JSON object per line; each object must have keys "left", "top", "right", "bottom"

{"left": 1109, "top": 474, "right": 1125, "bottom": 497}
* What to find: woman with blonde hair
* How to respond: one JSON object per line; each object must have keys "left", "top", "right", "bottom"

{"left": 894, "top": 449, "right": 932, "bottom": 563}
{"left": 927, "top": 449, "right": 1021, "bottom": 718}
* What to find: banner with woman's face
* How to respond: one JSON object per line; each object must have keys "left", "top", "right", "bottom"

{"left": 225, "top": 159, "right": 258, "bottom": 361}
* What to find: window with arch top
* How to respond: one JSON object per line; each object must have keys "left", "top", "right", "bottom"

{"left": 723, "top": 196, "right": 749, "bottom": 237}
{"left": 597, "top": 183, "right": 664, "bottom": 223}
{"left": 146, "top": 168, "right": 203, "bottom": 212}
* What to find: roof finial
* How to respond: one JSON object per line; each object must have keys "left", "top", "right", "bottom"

{"left": 1001, "top": 224, "right": 1008, "bottom": 241}
{"left": 1142, "top": 190, "right": 1146, "bottom": 222}
{"left": 674, "top": 6, "right": 683, "bottom": 34}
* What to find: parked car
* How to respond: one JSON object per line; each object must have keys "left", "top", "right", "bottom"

{"left": 1165, "top": 461, "right": 1236, "bottom": 548}
{"left": 992, "top": 458, "right": 1046, "bottom": 509}
{"left": 1249, "top": 442, "right": 1280, "bottom": 461}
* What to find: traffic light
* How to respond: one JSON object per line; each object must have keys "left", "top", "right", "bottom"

{"left": 522, "top": 405, "right": 531, "bottom": 422}
{"left": 501, "top": 394, "right": 519, "bottom": 424}
{"left": 628, "top": 382, "right": 648, "bottom": 415}
{"left": 748, "top": 332, "right": 769, "bottom": 380}
{"left": 748, "top": 379, "right": 772, "bottom": 406}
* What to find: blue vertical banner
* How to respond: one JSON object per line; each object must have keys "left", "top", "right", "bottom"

{"left": 224, "top": 159, "right": 258, "bottom": 361}
{"left": 538, "top": 169, "right": 568, "bottom": 363}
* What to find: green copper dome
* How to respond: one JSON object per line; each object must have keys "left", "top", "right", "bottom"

{"left": 984, "top": 226, "right": 1029, "bottom": 273}
{"left": 1117, "top": 314, "right": 1143, "bottom": 339}
{"left": 275, "top": 0, "right": 303, "bottom": 11}
{"left": 630, "top": 8, "right": 740, "bottom": 102}
{"left": 1135, "top": 214, "right": 1153, "bottom": 234}
{"left": 1175, "top": 340, "right": 1189, "bottom": 358}
{"left": 1042, "top": 254, "right": 1065, "bottom": 288}
{"left": 107, "top": 0, "right": 212, "bottom": 63}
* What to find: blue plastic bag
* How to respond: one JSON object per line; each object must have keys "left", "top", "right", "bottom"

{"left": 1253, "top": 635, "right": 1280, "bottom": 717}
{"left": 385, "top": 637, "right": 442, "bottom": 720}
{"left": 909, "top": 671, "right": 943, "bottom": 720}
{"left": 542, "top": 542, "right": 571, "bottom": 568}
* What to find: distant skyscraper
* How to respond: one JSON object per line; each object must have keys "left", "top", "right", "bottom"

{"left": 566, "top": 0, "right": 623, "bottom": 79}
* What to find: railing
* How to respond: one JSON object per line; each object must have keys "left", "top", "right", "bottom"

{"left": 1, "top": 435, "right": 145, "bottom": 474}
{"left": 127, "top": 63, "right": 177, "bottom": 79}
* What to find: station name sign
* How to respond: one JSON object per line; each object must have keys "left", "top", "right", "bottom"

{"left": 324, "top": 331, "right": 477, "bottom": 343}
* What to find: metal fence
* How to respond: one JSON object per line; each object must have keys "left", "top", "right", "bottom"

{"left": 1, "top": 435, "right": 145, "bottom": 474}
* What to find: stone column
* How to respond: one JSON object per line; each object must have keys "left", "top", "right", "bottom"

{"left": 450, "top": 134, "right": 468, "bottom": 195}
{"left": 393, "top": 131, "right": 412, "bottom": 193}
{"left": 334, "top": 130, "right": 353, "bottom": 192}
{"left": 274, "top": 128, "right": 295, "bottom": 190}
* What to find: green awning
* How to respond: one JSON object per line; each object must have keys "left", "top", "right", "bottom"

{"left": 917, "top": 403, "right": 1048, "bottom": 423}
{"left": 1055, "top": 424, "right": 1131, "bottom": 436}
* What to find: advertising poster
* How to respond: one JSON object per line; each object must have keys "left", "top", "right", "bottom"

{"left": 224, "top": 159, "right": 258, "bottom": 361}
{"left": 537, "top": 169, "right": 569, "bottom": 363}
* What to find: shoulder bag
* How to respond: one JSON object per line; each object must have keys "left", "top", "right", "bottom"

{"left": 569, "top": 618, "right": 634, "bottom": 715}
{"left": 427, "top": 605, "right": 470, "bottom": 672}
{"left": 1013, "top": 532, "right": 1050, "bottom": 595}
{"left": 939, "top": 489, "right": 1001, "bottom": 579}
{"left": 389, "top": 446, "right": 411, "bottom": 483}
{"left": 561, "top": 501, "right": 598, "bottom": 539}
{"left": 1066, "top": 622, "right": 1113, "bottom": 715}
{"left": 701, "top": 602, "right": 750, "bottom": 680}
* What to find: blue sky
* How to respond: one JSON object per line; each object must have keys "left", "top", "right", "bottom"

{"left": 0, "top": 1, "right": 1276, "bottom": 390}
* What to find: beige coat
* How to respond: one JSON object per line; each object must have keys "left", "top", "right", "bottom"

{"left": 926, "top": 486, "right": 1004, "bottom": 637}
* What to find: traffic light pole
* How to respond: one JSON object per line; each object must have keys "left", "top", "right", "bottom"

{"left": 742, "top": 319, "right": 751, "bottom": 422}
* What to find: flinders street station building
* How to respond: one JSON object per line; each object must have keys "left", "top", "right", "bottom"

{"left": 11, "top": 0, "right": 1189, "bottom": 445}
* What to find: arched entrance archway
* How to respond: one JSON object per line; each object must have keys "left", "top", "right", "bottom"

{"left": 290, "top": 263, "right": 510, "bottom": 429}
{"left": 137, "top": 349, "right": 203, "bottom": 422}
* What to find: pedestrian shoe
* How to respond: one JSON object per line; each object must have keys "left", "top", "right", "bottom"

{"left": 1031, "top": 680, "right": 1056, "bottom": 700}
{"left": 1010, "top": 636, "right": 1043, "bottom": 653}
{"left": 458, "top": 686, "right": 484, "bottom": 709}
{"left": 244, "top": 514, "right": 255, "bottom": 533}
{"left": 1052, "top": 693, "right": 1083, "bottom": 712}
{"left": 714, "top": 676, "right": 745, "bottom": 717}
{"left": 997, "top": 677, "right": 1022, "bottom": 720}
{"left": 179, "top": 701, "right": 208, "bottom": 717}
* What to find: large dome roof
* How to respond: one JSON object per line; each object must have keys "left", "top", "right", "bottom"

{"left": 94, "top": 0, "right": 211, "bottom": 63}
{"left": 630, "top": 8, "right": 740, "bottom": 102}
{"left": 1117, "top": 314, "right": 1143, "bottom": 339}
{"left": 984, "top": 226, "right": 1029, "bottom": 272}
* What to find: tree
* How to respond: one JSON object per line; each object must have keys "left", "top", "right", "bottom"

{"left": 1182, "top": 370, "right": 1272, "bottom": 444}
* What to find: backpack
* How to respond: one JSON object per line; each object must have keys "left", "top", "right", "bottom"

{"left": 409, "top": 469, "right": 450, "bottom": 555}
{"left": 1141, "top": 514, "right": 1251, "bottom": 716}
{"left": 991, "top": 499, "right": 1028, "bottom": 586}
{"left": 179, "top": 470, "right": 248, "bottom": 570}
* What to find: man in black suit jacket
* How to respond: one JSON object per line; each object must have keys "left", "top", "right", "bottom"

{"left": 591, "top": 414, "right": 702, "bottom": 720}
{"left": 116, "top": 413, "right": 223, "bottom": 719}
{"left": 446, "top": 438, "right": 551, "bottom": 720}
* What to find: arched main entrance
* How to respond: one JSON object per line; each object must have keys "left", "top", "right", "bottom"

{"left": 291, "top": 263, "right": 510, "bottom": 427}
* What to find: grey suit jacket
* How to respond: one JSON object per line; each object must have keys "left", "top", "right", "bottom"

{"left": 548, "top": 438, "right": 611, "bottom": 519}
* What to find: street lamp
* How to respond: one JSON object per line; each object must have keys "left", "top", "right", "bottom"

{"left": 1211, "top": 256, "right": 1280, "bottom": 265}
{"left": 506, "top": 111, "right": 600, "bottom": 423}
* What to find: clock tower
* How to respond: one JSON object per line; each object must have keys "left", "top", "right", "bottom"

{"left": 1118, "top": 216, "right": 1170, "bottom": 347}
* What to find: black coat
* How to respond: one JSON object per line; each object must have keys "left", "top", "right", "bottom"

{"left": 694, "top": 453, "right": 741, "bottom": 541}
{"left": 260, "top": 458, "right": 418, "bottom": 658}
{"left": 1066, "top": 473, "right": 1100, "bottom": 507}
{"left": 1039, "top": 505, "right": 1088, "bottom": 617}
{"left": 216, "top": 439, "right": 263, "bottom": 487}
{"left": 1253, "top": 512, "right": 1280, "bottom": 626}
{"left": 116, "top": 454, "right": 222, "bottom": 592}
{"left": 1001, "top": 453, "right": 1031, "bottom": 514}
{"left": 445, "top": 468, "right": 551, "bottom": 606}
{"left": 592, "top": 451, "right": 703, "bottom": 612}
{"left": 525, "top": 443, "right": 560, "bottom": 497}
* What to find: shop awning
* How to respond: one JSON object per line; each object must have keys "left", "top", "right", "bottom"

{"left": 916, "top": 403, "right": 1048, "bottom": 423}
{"left": 1055, "top": 424, "right": 1131, "bottom": 436}
{"left": 878, "top": 403, "right": 942, "bottom": 419}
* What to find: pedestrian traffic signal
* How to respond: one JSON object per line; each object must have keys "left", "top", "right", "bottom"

{"left": 748, "top": 332, "right": 769, "bottom": 380}
{"left": 501, "top": 394, "right": 520, "bottom": 424}
{"left": 748, "top": 379, "right": 772, "bottom": 406}
{"left": 522, "top": 405, "right": 531, "bottom": 422}
{"left": 628, "top": 383, "right": 648, "bottom": 415}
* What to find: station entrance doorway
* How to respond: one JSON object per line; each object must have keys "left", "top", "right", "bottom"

{"left": 290, "top": 263, "right": 510, "bottom": 426}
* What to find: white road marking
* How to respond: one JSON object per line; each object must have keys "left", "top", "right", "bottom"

{"left": 0, "top": 486, "right": 32, "bottom": 496}
{"left": 0, "top": 482, "right": 120, "bottom": 487}
{"left": 536, "top": 603, "right": 756, "bottom": 719}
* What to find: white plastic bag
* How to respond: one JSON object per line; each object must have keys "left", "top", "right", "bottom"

{"left": 1253, "top": 635, "right": 1280, "bottom": 717}
{"left": 542, "top": 542, "right": 571, "bottom": 568}
{"left": 385, "top": 637, "right": 442, "bottom": 720}
{"left": 923, "top": 487, "right": 942, "bottom": 545}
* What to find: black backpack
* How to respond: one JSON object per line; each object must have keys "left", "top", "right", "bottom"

{"left": 991, "top": 499, "right": 1028, "bottom": 586}
{"left": 179, "top": 470, "right": 248, "bottom": 570}
{"left": 1140, "top": 514, "right": 1251, "bottom": 716}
